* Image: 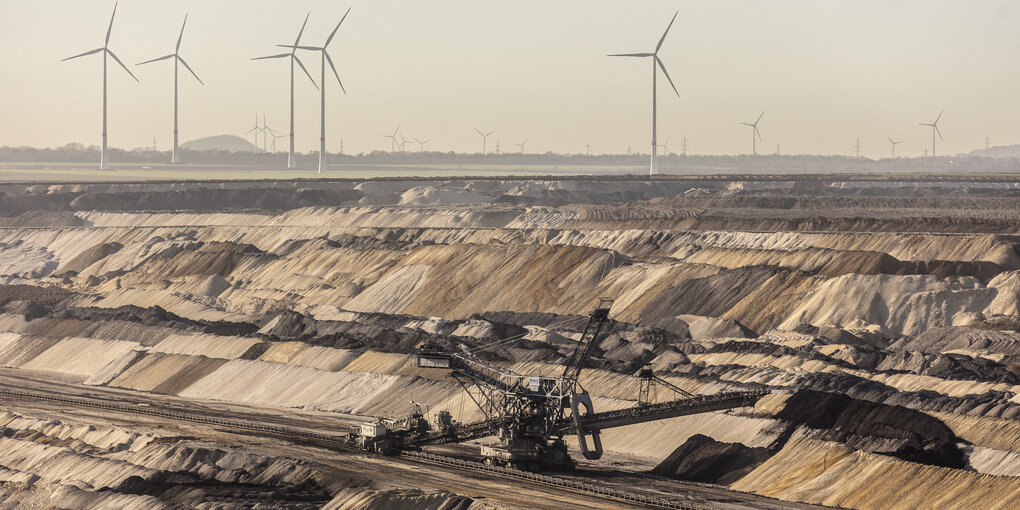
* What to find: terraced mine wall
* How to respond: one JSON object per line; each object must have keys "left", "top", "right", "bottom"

{"left": 0, "top": 176, "right": 1019, "bottom": 509}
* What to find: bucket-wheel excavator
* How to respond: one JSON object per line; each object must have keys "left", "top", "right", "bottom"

{"left": 413, "top": 299, "right": 766, "bottom": 471}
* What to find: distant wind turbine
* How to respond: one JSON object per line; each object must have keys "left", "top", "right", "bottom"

{"left": 262, "top": 113, "right": 278, "bottom": 153}
{"left": 382, "top": 126, "right": 400, "bottom": 152}
{"left": 661, "top": 136, "right": 671, "bottom": 155}
{"left": 608, "top": 11, "right": 680, "bottom": 176}
{"left": 887, "top": 137, "right": 902, "bottom": 158}
{"left": 291, "top": 7, "right": 350, "bottom": 174}
{"left": 919, "top": 110, "right": 943, "bottom": 158}
{"left": 137, "top": 13, "right": 203, "bottom": 164}
{"left": 62, "top": 2, "right": 138, "bottom": 170}
{"left": 247, "top": 113, "right": 263, "bottom": 153}
{"left": 271, "top": 133, "right": 287, "bottom": 153}
{"left": 514, "top": 139, "right": 528, "bottom": 155}
{"left": 414, "top": 138, "right": 430, "bottom": 152}
{"left": 740, "top": 112, "right": 764, "bottom": 155}
{"left": 475, "top": 128, "right": 495, "bottom": 155}
{"left": 253, "top": 13, "right": 318, "bottom": 169}
{"left": 586, "top": 139, "right": 592, "bottom": 157}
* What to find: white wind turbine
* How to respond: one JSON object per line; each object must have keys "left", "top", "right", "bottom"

{"left": 246, "top": 113, "right": 263, "bottom": 153}
{"left": 919, "top": 110, "right": 943, "bottom": 159}
{"left": 887, "top": 137, "right": 902, "bottom": 158}
{"left": 414, "top": 138, "right": 430, "bottom": 152}
{"left": 254, "top": 13, "right": 319, "bottom": 168}
{"left": 137, "top": 13, "right": 203, "bottom": 164}
{"left": 740, "top": 112, "right": 764, "bottom": 155}
{"left": 514, "top": 138, "right": 528, "bottom": 155}
{"left": 292, "top": 8, "right": 351, "bottom": 174}
{"left": 475, "top": 128, "right": 495, "bottom": 155}
{"left": 261, "top": 113, "right": 278, "bottom": 153}
{"left": 62, "top": 2, "right": 138, "bottom": 170}
{"left": 382, "top": 126, "right": 400, "bottom": 152}
{"left": 608, "top": 11, "right": 680, "bottom": 176}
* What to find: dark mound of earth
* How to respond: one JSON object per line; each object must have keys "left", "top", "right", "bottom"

{"left": 776, "top": 390, "right": 964, "bottom": 467}
{"left": 652, "top": 434, "right": 773, "bottom": 485}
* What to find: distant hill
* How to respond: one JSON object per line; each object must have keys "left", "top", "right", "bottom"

{"left": 965, "top": 144, "right": 1020, "bottom": 159}
{"left": 181, "top": 135, "right": 256, "bottom": 153}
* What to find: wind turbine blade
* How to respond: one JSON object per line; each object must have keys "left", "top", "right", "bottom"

{"left": 475, "top": 128, "right": 484, "bottom": 136}
{"left": 325, "top": 7, "right": 351, "bottom": 47}
{"left": 755, "top": 127, "right": 763, "bottom": 142}
{"left": 655, "top": 11, "right": 679, "bottom": 53}
{"left": 107, "top": 49, "right": 139, "bottom": 82}
{"left": 293, "top": 55, "right": 319, "bottom": 90}
{"left": 252, "top": 53, "right": 290, "bottom": 60}
{"left": 176, "top": 13, "right": 188, "bottom": 52}
{"left": 106, "top": 2, "right": 118, "bottom": 46}
{"left": 740, "top": 123, "right": 753, "bottom": 127}
{"left": 284, "top": 45, "right": 323, "bottom": 51}
{"left": 324, "top": 52, "right": 345, "bottom": 94}
{"left": 177, "top": 56, "right": 204, "bottom": 85}
{"left": 423, "top": 139, "right": 430, "bottom": 144}
{"left": 62, "top": 48, "right": 104, "bottom": 61}
{"left": 934, "top": 110, "right": 943, "bottom": 124}
{"left": 655, "top": 56, "right": 679, "bottom": 97}
{"left": 607, "top": 53, "right": 653, "bottom": 57}
{"left": 935, "top": 125, "right": 943, "bottom": 140}
{"left": 137, "top": 54, "right": 174, "bottom": 65}
{"left": 887, "top": 136, "right": 893, "bottom": 144}
{"left": 755, "top": 111, "right": 764, "bottom": 124}
{"left": 486, "top": 130, "right": 496, "bottom": 136}
{"left": 295, "top": 13, "right": 310, "bottom": 47}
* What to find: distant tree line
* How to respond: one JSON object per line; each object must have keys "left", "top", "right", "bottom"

{"left": 1, "top": 143, "right": 1018, "bottom": 173}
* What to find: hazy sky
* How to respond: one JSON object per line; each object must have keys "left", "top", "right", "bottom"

{"left": 1, "top": 0, "right": 1018, "bottom": 157}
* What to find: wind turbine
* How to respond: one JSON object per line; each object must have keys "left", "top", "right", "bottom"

{"left": 137, "top": 13, "right": 203, "bottom": 164}
{"left": 254, "top": 13, "right": 318, "bottom": 168}
{"left": 382, "top": 126, "right": 400, "bottom": 152}
{"left": 398, "top": 132, "right": 410, "bottom": 153}
{"left": 262, "top": 113, "right": 278, "bottom": 153}
{"left": 919, "top": 110, "right": 943, "bottom": 158}
{"left": 887, "top": 137, "right": 902, "bottom": 158}
{"left": 586, "top": 139, "right": 592, "bottom": 156}
{"left": 608, "top": 11, "right": 680, "bottom": 176}
{"left": 662, "top": 136, "right": 671, "bottom": 155}
{"left": 271, "top": 133, "right": 287, "bottom": 153}
{"left": 740, "top": 112, "right": 764, "bottom": 155}
{"left": 292, "top": 8, "right": 350, "bottom": 174}
{"left": 414, "top": 138, "right": 430, "bottom": 152}
{"left": 247, "top": 113, "right": 263, "bottom": 153}
{"left": 514, "top": 139, "right": 528, "bottom": 155}
{"left": 475, "top": 128, "right": 495, "bottom": 155}
{"left": 62, "top": 2, "right": 138, "bottom": 170}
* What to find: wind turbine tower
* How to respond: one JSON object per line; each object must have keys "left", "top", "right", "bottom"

{"left": 887, "top": 137, "right": 902, "bottom": 158}
{"left": 137, "top": 13, "right": 203, "bottom": 164}
{"left": 740, "top": 112, "right": 764, "bottom": 155}
{"left": 586, "top": 140, "right": 591, "bottom": 157}
{"left": 475, "top": 128, "right": 495, "bottom": 155}
{"left": 608, "top": 11, "right": 680, "bottom": 176}
{"left": 247, "top": 114, "right": 263, "bottom": 153}
{"left": 262, "top": 114, "right": 278, "bottom": 153}
{"left": 62, "top": 2, "right": 138, "bottom": 170}
{"left": 253, "top": 13, "right": 319, "bottom": 168}
{"left": 382, "top": 126, "right": 400, "bottom": 152}
{"left": 919, "top": 110, "right": 943, "bottom": 159}
{"left": 293, "top": 8, "right": 350, "bottom": 174}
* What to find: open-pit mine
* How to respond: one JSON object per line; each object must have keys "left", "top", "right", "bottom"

{"left": 0, "top": 174, "right": 1018, "bottom": 509}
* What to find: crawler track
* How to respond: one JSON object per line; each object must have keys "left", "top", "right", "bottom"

{"left": 0, "top": 388, "right": 706, "bottom": 510}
